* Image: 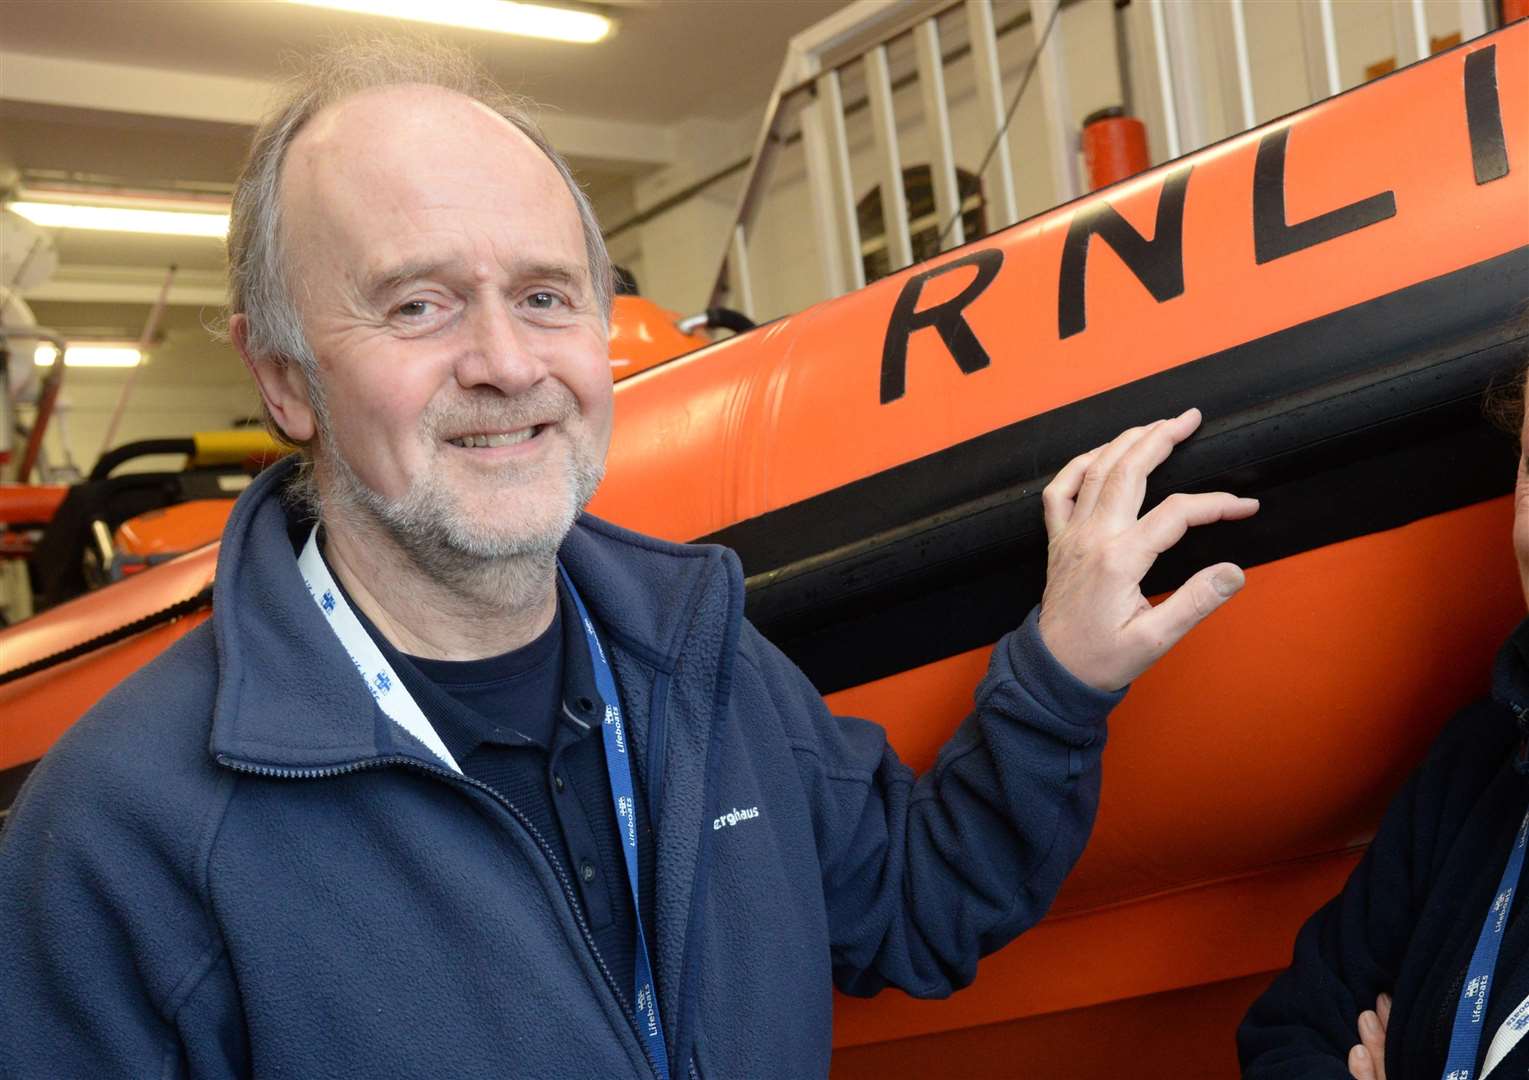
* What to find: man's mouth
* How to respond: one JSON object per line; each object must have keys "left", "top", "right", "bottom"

{"left": 446, "top": 426, "right": 545, "bottom": 448}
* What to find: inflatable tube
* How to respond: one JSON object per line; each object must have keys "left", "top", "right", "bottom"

{"left": 1, "top": 27, "right": 1526, "bottom": 1076}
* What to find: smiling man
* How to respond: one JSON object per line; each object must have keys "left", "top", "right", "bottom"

{"left": 0, "top": 39, "right": 1258, "bottom": 1080}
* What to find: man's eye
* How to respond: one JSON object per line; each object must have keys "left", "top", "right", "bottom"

{"left": 527, "top": 291, "right": 561, "bottom": 310}
{"left": 395, "top": 300, "right": 432, "bottom": 318}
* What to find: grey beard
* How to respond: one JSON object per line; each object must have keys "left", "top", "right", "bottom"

{"left": 311, "top": 395, "right": 604, "bottom": 606}
{"left": 330, "top": 446, "right": 602, "bottom": 603}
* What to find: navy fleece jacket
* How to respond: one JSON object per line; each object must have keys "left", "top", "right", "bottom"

{"left": 1239, "top": 618, "right": 1529, "bottom": 1078}
{"left": 0, "top": 458, "right": 1121, "bottom": 1079}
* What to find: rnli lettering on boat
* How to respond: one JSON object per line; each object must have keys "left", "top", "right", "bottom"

{"left": 878, "top": 43, "right": 1512, "bottom": 404}
{"left": 595, "top": 34, "right": 1526, "bottom": 548}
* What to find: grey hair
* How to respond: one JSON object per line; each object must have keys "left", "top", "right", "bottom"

{"left": 227, "top": 36, "right": 613, "bottom": 455}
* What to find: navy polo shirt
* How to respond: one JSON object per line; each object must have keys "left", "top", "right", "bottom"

{"left": 325, "top": 556, "right": 658, "bottom": 1016}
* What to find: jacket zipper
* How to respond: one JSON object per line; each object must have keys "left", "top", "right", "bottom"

{"left": 217, "top": 754, "right": 665, "bottom": 1079}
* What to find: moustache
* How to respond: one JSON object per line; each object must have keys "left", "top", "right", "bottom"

{"left": 424, "top": 382, "right": 579, "bottom": 440}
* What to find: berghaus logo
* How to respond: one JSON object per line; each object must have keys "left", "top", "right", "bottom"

{"left": 713, "top": 806, "right": 760, "bottom": 831}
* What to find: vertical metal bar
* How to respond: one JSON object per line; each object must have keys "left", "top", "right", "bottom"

{"left": 97, "top": 265, "right": 175, "bottom": 462}
{"left": 799, "top": 99, "right": 848, "bottom": 299}
{"left": 817, "top": 69, "right": 865, "bottom": 291}
{"left": 864, "top": 45, "right": 913, "bottom": 273}
{"left": 1317, "top": 0, "right": 1342, "bottom": 97}
{"left": 1390, "top": 0, "right": 1429, "bottom": 66}
{"left": 1148, "top": 0, "right": 1181, "bottom": 159}
{"left": 729, "top": 225, "right": 756, "bottom": 318}
{"left": 1112, "top": 0, "right": 1135, "bottom": 116}
{"left": 1160, "top": 0, "right": 1208, "bottom": 152}
{"left": 965, "top": 0, "right": 1018, "bottom": 228}
{"left": 708, "top": 103, "right": 787, "bottom": 309}
{"left": 1029, "top": 0, "right": 1082, "bottom": 202}
{"left": 1228, "top": 0, "right": 1257, "bottom": 130}
{"left": 14, "top": 339, "right": 65, "bottom": 483}
{"left": 1460, "top": 0, "right": 1490, "bottom": 39}
{"left": 914, "top": 19, "right": 964, "bottom": 251}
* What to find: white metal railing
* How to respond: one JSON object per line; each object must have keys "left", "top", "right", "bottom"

{"left": 709, "top": 0, "right": 1499, "bottom": 318}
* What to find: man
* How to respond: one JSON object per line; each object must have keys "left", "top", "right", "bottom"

{"left": 0, "top": 40, "right": 1258, "bottom": 1078}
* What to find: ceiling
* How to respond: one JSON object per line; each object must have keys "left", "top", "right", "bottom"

{"left": 0, "top": 0, "right": 855, "bottom": 302}
{"left": 0, "top": 0, "right": 851, "bottom": 128}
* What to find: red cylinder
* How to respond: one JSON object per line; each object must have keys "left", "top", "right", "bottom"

{"left": 1505, "top": 0, "right": 1529, "bottom": 23}
{"left": 1082, "top": 107, "right": 1151, "bottom": 191}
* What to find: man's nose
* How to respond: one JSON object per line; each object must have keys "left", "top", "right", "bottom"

{"left": 454, "top": 297, "right": 548, "bottom": 395}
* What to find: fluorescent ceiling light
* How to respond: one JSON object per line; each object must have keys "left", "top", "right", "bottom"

{"left": 10, "top": 201, "right": 229, "bottom": 239}
{"left": 35, "top": 343, "right": 144, "bottom": 368}
{"left": 285, "top": 0, "right": 611, "bottom": 42}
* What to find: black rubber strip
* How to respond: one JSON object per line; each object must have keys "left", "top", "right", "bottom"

{"left": 705, "top": 247, "right": 1529, "bottom": 692}
{"left": 705, "top": 247, "right": 1528, "bottom": 575}
{"left": 0, "top": 584, "right": 213, "bottom": 688}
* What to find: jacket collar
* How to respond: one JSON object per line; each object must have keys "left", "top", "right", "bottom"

{"left": 208, "top": 455, "right": 741, "bottom": 773}
{"left": 1491, "top": 614, "right": 1529, "bottom": 773}
{"left": 1492, "top": 616, "right": 1529, "bottom": 714}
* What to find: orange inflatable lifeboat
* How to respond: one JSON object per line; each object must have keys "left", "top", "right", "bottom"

{"left": 3, "top": 27, "right": 1527, "bottom": 1078}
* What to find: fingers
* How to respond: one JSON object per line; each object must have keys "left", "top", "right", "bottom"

{"left": 1043, "top": 407, "right": 1206, "bottom": 535}
{"left": 1070, "top": 420, "right": 1164, "bottom": 524}
{"left": 1127, "top": 561, "right": 1247, "bottom": 667}
{"left": 1376, "top": 992, "right": 1391, "bottom": 1031}
{"left": 1137, "top": 491, "right": 1261, "bottom": 555}
{"left": 1359, "top": 1006, "right": 1388, "bottom": 1080}
{"left": 1042, "top": 446, "right": 1103, "bottom": 538}
{"left": 1348, "top": 1044, "right": 1377, "bottom": 1080}
{"left": 1036, "top": 407, "right": 1259, "bottom": 690}
{"left": 1094, "top": 408, "right": 1203, "bottom": 528}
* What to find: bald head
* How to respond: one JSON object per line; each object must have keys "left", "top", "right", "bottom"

{"left": 227, "top": 37, "right": 613, "bottom": 416}
{"left": 280, "top": 85, "right": 591, "bottom": 332}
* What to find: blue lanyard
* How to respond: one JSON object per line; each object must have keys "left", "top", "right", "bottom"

{"left": 1441, "top": 804, "right": 1529, "bottom": 1080}
{"left": 558, "top": 564, "right": 670, "bottom": 1080}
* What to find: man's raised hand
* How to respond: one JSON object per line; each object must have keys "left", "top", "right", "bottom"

{"left": 1037, "top": 408, "right": 1259, "bottom": 692}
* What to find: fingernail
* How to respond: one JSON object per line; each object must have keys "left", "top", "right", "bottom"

{"left": 1379, "top": 993, "right": 1391, "bottom": 1007}
{"left": 1359, "top": 1012, "right": 1378, "bottom": 1037}
{"left": 1353, "top": 1046, "right": 1369, "bottom": 1063}
{"left": 1212, "top": 567, "right": 1245, "bottom": 597}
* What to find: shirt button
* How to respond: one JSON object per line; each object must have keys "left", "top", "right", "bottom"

{"left": 581, "top": 861, "right": 596, "bottom": 883}
{"left": 554, "top": 774, "right": 565, "bottom": 793}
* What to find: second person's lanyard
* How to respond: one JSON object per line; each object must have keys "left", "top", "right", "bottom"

{"left": 1440, "top": 803, "right": 1529, "bottom": 1080}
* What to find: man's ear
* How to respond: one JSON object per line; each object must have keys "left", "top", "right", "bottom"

{"left": 231, "top": 313, "right": 317, "bottom": 443}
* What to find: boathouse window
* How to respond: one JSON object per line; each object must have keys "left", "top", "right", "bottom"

{"left": 857, "top": 164, "right": 986, "bottom": 284}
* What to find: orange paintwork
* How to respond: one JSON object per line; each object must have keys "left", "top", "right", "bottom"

{"left": 114, "top": 500, "right": 234, "bottom": 561}
{"left": 0, "top": 483, "right": 67, "bottom": 527}
{"left": 1083, "top": 113, "right": 1151, "bottom": 190}
{"left": 0, "top": 545, "right": 215, "bottom": 769}
{"left": 608, "top": 294, "right": 711, "bottom": 381}
{"left": 1, "top": 29, "right": 1527, "bottom": 1078}
{"left": 828, "top": 497, "right": 1521, "bottom": 1067}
